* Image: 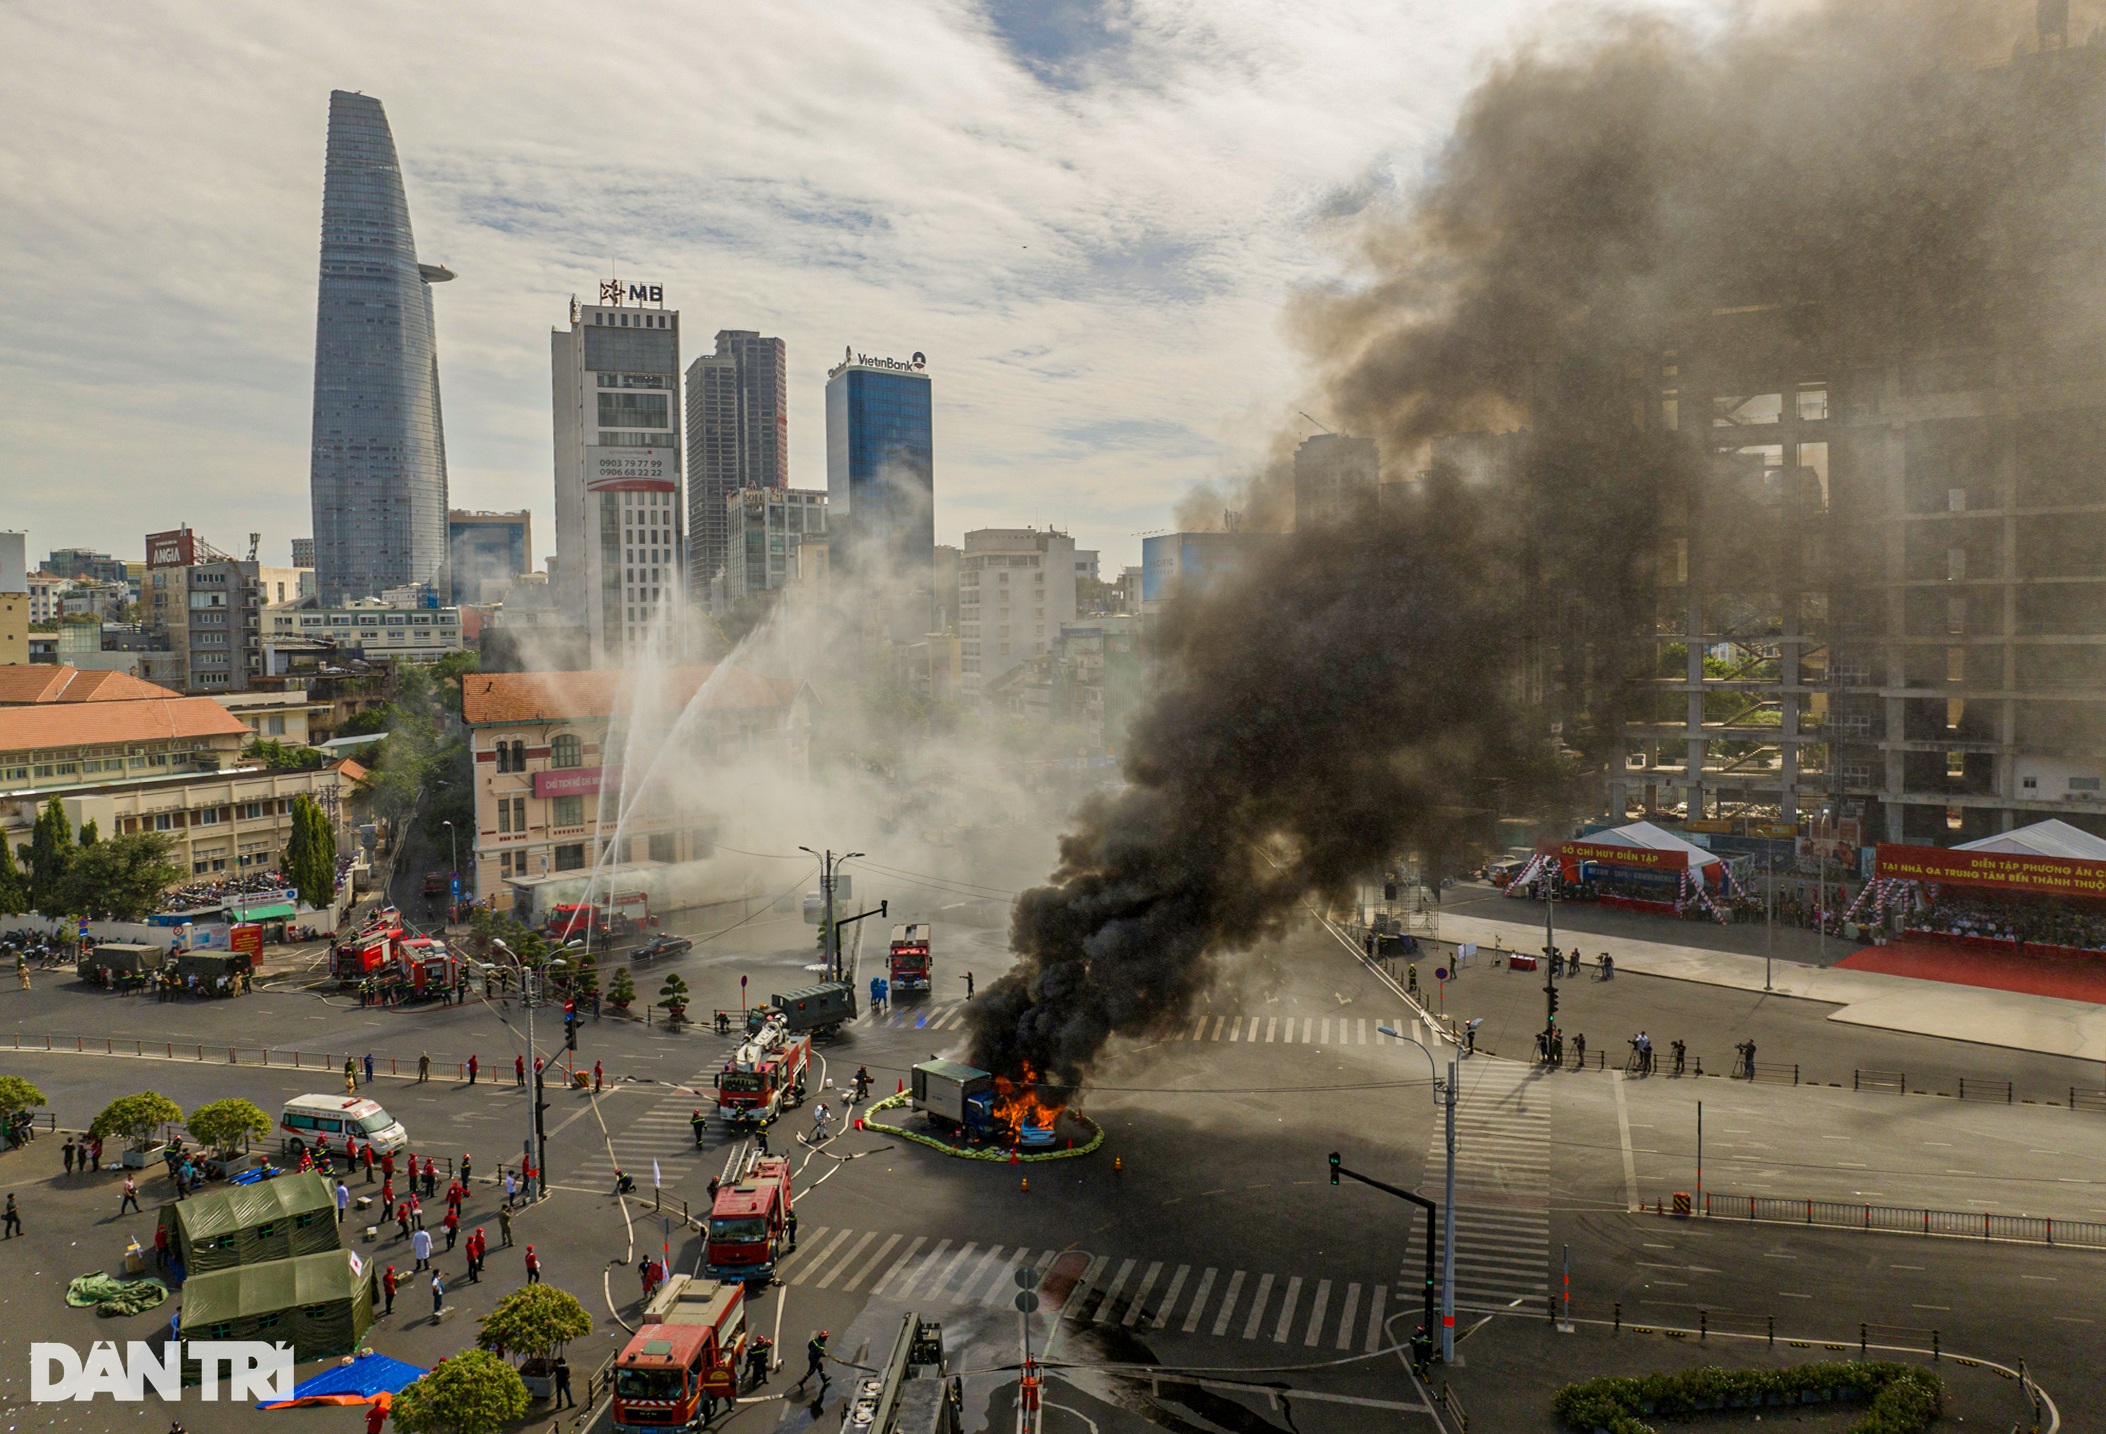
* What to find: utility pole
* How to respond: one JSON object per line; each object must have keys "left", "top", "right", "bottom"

{"left": 800, "top": 847, "right": 863, "bottom": 981}
{"left": 1377, "top": 1027, "right": 1458, "bottom": 1364}
{"left": 1542, "top": 860, "right": 1560, "bottom": 1062}
{"left": 1441, "top": 1057, "right": 1457, "bottom": 1363}
{"left": 1765, "top": 843, "right": 1775, "bottom": 991}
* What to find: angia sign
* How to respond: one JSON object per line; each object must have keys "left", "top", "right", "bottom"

{"left": 32, "top": 1341, "right": 294, "bottom": 1402}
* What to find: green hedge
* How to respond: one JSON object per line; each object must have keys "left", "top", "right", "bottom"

{"left": 858, "top": 1091, "right": 1104, "bottom": 1162}
{"left": 1552, "top": 1360, "right": 1942, "bottom": 1434}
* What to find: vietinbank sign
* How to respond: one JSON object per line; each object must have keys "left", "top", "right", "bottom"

{"left": 32, "top": 1341, "right": 294, "bottom": 1402}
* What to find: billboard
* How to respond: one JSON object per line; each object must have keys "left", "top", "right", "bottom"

{"left": 534, "top": 766, "right": 619, "bottom": 798}
{"left": 1559, "top": 839, "right": 1688, "bottom": 871}
{"left": 587, "top": 447, "right": 674, "bottom": 491}
{"left": 1873, "top": 843, "right": 2106, "bottom": 898}
{"left": 145, "top": 529, "right": 195, "bottom": 568}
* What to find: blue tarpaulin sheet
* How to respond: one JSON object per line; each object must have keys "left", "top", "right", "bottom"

{"left": 258, "top": 1352, "right": 427, "bottom": 1408}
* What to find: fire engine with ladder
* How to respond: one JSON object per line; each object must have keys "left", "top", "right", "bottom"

{"left": 713, "top": 1012, "right": 811, "bottom": 1126}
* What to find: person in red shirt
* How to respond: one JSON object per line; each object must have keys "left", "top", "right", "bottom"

{"left": 524, "top": 1245, "right": 541, "bottom": 1284}
{"left": 442, "top": 1207, "right": 458, "bottom": 1250}
{"left": 395, "top": 1201, "right": 411, "bottom": 1242}
{"left": 467, "top": 1053, "right": 479, "bottom": 1085}
{"left": 380, "top": 1178, "right": 394, "bottom": 1213}
{"left": 515, "top": 1054, "right": 525, "bottom": 1087}
{"left": 593, "top": 1060, "right": 603, "bottom": 1093}
{"left": 381, "top": 1265, "right": 398, "bottom": 1315}
{"left": 365, "top": 1394, "right": 389, "bottom": 1434}
{"left": 381, "top": 1151, "right": 395, "bottom": 1184}
{"left": 362, "top": 1143, "right": 374, "bottom": 1183}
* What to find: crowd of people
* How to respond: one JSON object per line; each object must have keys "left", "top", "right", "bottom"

{"left": 1906, "top": 888, "right": 2106, "bottom": 953}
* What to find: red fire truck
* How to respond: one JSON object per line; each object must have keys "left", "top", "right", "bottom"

{"left": 713, "top": 1016, "right": 810, "bottom": 1126}
{"left": 611, "top": 1274, "right": 747, "bottom": 1428}
{"left": 887, "top": 922, "right": 933, "bottom": 996}
{"left": 704, "top": 1156, "right": 796, "bottom": 1283}
{"left": 547, "top": 890, "right": 652, "bottom": 946}
{"left": 332, "top": 909, "right": 404, "bottom": 981}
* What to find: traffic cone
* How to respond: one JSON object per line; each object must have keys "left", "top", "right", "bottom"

{"left": 1009, "top": 1148, "right": 1019, "bottom": 1164}
{"left": 897, "top": 1078, "right": 905, "bottom": 1094}
{"left": 853, "top": 1118, "right": 864, "bottom": 1132}
{"left": 1113, "top": 1155, "right": 1123, "bottom": 1174}
{"left": 1020, "top": 1176, "right": 1029, "bottom": 1193}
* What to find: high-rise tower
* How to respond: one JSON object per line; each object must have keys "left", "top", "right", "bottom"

{"left": 552, "top": 286, "right": 684, "bottom": 667}
{"left": 825, "top": 347, "right": 934, "bottom": 643}
{"left": 308, "top": 90, "right": 453, "bottom": 605}
{"left": 685, "top": 330, "right": 788, "bottom": 602}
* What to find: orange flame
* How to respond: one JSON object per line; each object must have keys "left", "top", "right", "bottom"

{"left": 990, "top": 1062, "right": 1067, "bottom": 1134}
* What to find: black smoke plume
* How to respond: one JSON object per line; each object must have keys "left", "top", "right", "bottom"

{"left": 971, "top": 1, "right": 2106, "bottom": 1085}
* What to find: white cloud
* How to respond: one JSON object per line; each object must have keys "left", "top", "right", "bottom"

{"left": 0, "top": 0, "right": 1546, "bottom": 573}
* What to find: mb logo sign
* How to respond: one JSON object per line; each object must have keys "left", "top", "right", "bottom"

{"left": 32, "top": 1341, "right": 295, "bottom": 1402}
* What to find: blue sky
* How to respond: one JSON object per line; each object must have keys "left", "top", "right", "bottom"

{"left": 0, "top": 0, "right": 1551, "bottom": 575}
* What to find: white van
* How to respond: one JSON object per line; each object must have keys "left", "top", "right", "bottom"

{"left": 278, "top": 1094, "right": 408, "bottom": 1157}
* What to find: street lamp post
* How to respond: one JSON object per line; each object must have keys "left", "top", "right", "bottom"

{"left": 1542, "top": 861, "right": 1560, "bottom": 1061}
{"left": 1765, "top": 842, "right": 1774, "bottom": 992}
{"left": 798, "top": 847, "right": 865, "bottom": 981}
{"left": 1377, "top": 1026, "right": 1458, "bottom": 1365}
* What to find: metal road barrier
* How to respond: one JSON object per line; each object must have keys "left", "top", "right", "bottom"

{"left": 1958, "top": 1077, "right": 2013, "bottom": 1103}
{"left": 2072, "top": 1088, "right": 2106, "bottom": 1114}
{"left": 1690, "top": 1192, "right": 2106, "bottom": 1250}
{"left": 1853, "top": 1069, "right": 1906, "bottom": 1094}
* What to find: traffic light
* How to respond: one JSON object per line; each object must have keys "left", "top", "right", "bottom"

{"left": 1328, "top": 1152, "right": 1341, "bottom": 1186}
{"left": 565, "top": 1018, "right": 578, "bottom": 1052}
{"left": 1546, "top": 985, "right": 1560, "bottom": 1018}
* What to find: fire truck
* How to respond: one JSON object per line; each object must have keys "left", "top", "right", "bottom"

{"left": 887, "top": 923, "right": 933, "bottom": 996}
{"left": 546, "top": 890, "right": 652, "bottom": 946}
{"left": 705, "top": 1155, "right": 796, "bottom": 1283}
{"left": 611, "top": 1274, "right": 748, "bottom": 1428}
{"left": 713, "top": 1015, "right": 810, "bottom": 1126}
{"left": 331, "top": 909, "right": 404, "bottom": 981}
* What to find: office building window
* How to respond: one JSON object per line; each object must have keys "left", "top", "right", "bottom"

{"left": 551, "top": 734, "right": 582, "bottom": 768}
{"left": 553, "top": 844, "right": 586, "bottom": 871}
{"left": 552, "top": 795, "right": 583, "bottom": 827}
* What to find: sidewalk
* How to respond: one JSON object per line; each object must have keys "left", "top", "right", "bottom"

{"left": 1439, "top": 909, "right": 2106, "bottom": 1063}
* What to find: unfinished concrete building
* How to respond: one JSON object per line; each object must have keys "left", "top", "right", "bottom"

{"left": 1612, "top": 39, "right": 2106, "bottom": 846}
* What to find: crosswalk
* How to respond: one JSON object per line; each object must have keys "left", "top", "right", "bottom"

{"left": 1399, "top": 1060, "right": 1549, "bottom": 1314}
{"left": 863, "top": 1002, "right": 1434, "bottom": 1048}
{"left": 768, "top": 1225, "right": 1397, "bottom": 1352}
{"left": 575, "top": 1079, "right": 721, "bottom": 1184}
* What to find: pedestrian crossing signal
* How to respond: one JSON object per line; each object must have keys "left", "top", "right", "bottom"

{"left": 1328, "top": 1152, "right": 1341, "bottom": 1186}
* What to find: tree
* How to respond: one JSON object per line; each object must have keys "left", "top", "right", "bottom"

{"left": 569, "top": 951, "right": 600, "bottom": 1001}
{"left": 62, "top": 832, "right": 182, "bottom": 921}
{"left": 475, "top": 1283, "right": 593, "bottom": 1372}
{"left": 78, "top": 819, "right": 98, "bottom": 847}
{"left": 185, "top": 1098, "right": 270, "bottom": 1158}
{"left": 0, "top": 833, "right": 25, "bottom": 917}
{"left": 89, "top": 1092, "right": 183, "bottom": 1153}
{"left": 26, "top": 797, "right": 75, "bottom": 915}
{"left": 283, "top": 795, "right": 337, "bottom": 911}
{"left": 244, "top": 737, "right": 326, "bottom": 771}
{"left": 607, "top": 966, "right": 636, "bottom": 1011}
{"left": 0, "top": 1076, "right": 47, "bottom": 1116}
{"left": 389, "top": 1349, "right": 529, "bottom": 1434}
{"left": 657, "top": 973, "right": 690, "bottom": 1023}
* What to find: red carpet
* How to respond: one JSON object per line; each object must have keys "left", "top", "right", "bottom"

{"left": 1837, "top": 938, "right": 2106, "bottom": 1005}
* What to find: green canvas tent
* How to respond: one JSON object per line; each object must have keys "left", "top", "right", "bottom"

{"left": 179, "top": 1249, "right": 374, "bottom": 1360}
{"left": 159, "top": 1171, "right": 340, "bottom": 1274}
{"left": 78, "top": 943, "right": 163, "bottom": 980}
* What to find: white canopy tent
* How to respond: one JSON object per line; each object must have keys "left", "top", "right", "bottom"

{"left": 1953, "top": 819, "right": 2106, "bottom": 862}
{"left": 1570, "top": 820, "right": 1724, "bottom": 872}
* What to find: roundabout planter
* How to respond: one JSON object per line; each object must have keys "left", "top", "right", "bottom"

{"left": 857, "top": 1091, "right": 1105, "bottom": 1162}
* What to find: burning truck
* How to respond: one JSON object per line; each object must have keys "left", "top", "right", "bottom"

{"left": 908, "top": 1060, "right": 1073, "bottom": 1151}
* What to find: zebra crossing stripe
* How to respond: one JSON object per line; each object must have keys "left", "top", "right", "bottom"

{"left": 1303, "top": 1279, "right": 1331, "bottom": 1347}
{"left": 1241, "top": 1274, "right": 1274, "bottom": 1339}
{"left": 1093, "top": 1259, "right": 1136, "bottom": 1323}
{"left": 1067, "top": 1255, "right": 1109, "bottom": 1320}
{"left": 1120, "top": 1262, "right": 1162, "bottom": 1327}
{"left": 931, "top": 1242, "right": 978, "bottom": 1297}
{"left": 893, "top": 1239, "right": 951, "bottom": 1298}
{"left": 958, "top": 1246, "right": 1006, "bottom": 1302}
{"left": 1151, "top": 1265, "right": 1190, "bottom": 1331}
{"left": 1363, "top": 1286, "right": 1386, "bottom": 1353}
{"left": 871, "top": 1236, "right": 926, "bottom": 1296}
{"left": 790, "top": 1228, "right": 852, "bottom": 1285}
{"left": 1211, "top": 1271, "right": 1245, "bottom": 1337}
{"left": 1334, "top": 1283, "right": 1360, "bottom": 1350}
{"left": 842, "top": 1234, "right": 901, "bottom": 1292}
{"left": 815, "top": 1231, "right": 877, "bottom": 1289}
{"left": 1272, "top": 1275, "right": 1302, "bottom": 1343}
{"left": 1181, "top": 1268, "right": 1216, "bottom": 1333}
{"left": 1265, "top": 1018, "right": 1277, "bottom": 1043}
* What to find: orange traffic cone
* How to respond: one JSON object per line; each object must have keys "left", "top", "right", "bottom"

{"left": 897, "top": 1078, "right": 906, "bottom": 1094}
{"left": 1113, "top": 1155, "right": 1123, "bottom": 1174}
{"left": 1020, "top": 1176, "right": 1030, "bottom": 1193}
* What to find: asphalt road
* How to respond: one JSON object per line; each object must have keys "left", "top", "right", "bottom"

{"left": 3, "top": 893, "right": 2103, "bottom": 1432}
